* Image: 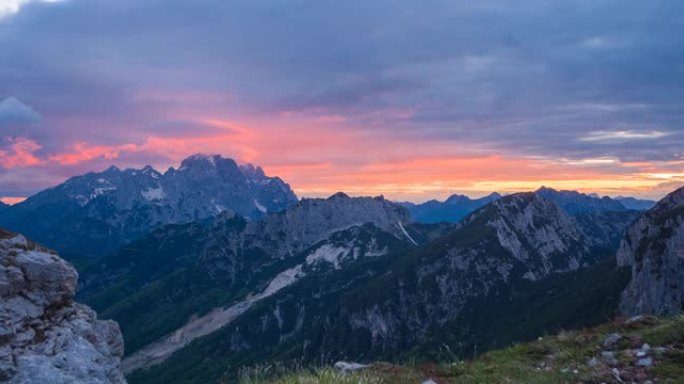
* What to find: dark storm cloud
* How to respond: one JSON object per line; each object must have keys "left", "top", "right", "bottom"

{"left": 1, "top": 0, "right": 684, "bottom": 196}
{"left": 0, "top": 97, "right": 41, "bottom": 124}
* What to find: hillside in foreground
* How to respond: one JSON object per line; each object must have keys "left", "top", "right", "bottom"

{"left": 240, "top": 315, "right": 684, "bottom": 384}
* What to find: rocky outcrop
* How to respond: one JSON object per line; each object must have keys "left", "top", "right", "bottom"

{"left": 617, "top": 187, "right": 684, "bottom": 315}
{"left": 0, "top": 154, "right": 298, "bottom": 256}
{"left": 0, "top": 228, "right": 125, "bottom": 383}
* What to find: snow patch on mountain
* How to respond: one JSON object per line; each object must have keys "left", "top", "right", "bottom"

{"left": 305, "top": 244, "right": 350, "bottom": 269}
{"left": 397, "top": 222, "right": 418, "bottom": 245}
{"left": 254, "top": 199, "right": 267, "bottom": 214}
{"left": 141, "top": 186, "right": 165, "bottom": 201}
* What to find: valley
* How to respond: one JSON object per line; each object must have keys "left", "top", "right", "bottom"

{"left": 0, "top": 156, "right": 680, "bottom": 384}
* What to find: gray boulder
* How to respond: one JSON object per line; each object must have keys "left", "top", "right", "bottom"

{"left": 0, "top": 229, "right": 126, "bottom": 383}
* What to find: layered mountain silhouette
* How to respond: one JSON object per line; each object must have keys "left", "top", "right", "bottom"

{"left": 0, "top": 154, "right": 297, "bottom": 257}
{"left": 1, "top": 155, "right": 681, "bottom": 384}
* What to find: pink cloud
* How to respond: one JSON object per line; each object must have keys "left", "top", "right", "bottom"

{"left": 49, "top": 142, "right": 139, "bottom": 165}
{"left": 0, "top": 137, "right": 43, "bottom": 169}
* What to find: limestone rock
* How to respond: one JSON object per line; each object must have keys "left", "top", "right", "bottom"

{"left": 0, "top": 230, "right": 126, "bottom": 383}
{"left": 617, "top": 186, "right": 684, "bottom": 315}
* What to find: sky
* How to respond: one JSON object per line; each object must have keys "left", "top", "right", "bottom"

{"left": 1, "top": 0, "right": 684, "bottom": 204}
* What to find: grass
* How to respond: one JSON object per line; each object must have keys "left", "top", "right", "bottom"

{"left": 238, "top": 367, "right": 389, "bottom": 384}
{"left": 242, "top": 315, "right": 684, "bottom": 384}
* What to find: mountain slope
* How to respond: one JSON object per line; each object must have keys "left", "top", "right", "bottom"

{"left": 573, "top": 210, "right": 641, "bottom": 251}
{"left": 617, "top": 186, "right": 684, "bottom": 315}
{"left": 125, "top": 193, "right": 618, "bottom": 384}
{"left": 249, "top": 315, "right": 684, "bottom": 384}
{"left": 399, "top": 193, "right": 501, "bottom": 223}
{"left": 80, "top": 194, "right": 415, "bottom": 358}
{"left": 0, "top": 154, "right": 297, "bottom": 256}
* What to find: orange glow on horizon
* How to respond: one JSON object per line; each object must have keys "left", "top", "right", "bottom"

{"left": 0, "top": 196, "right": 26, "bottom": 205}
{"left": 2, "top": 114, "right": 683, "bottom": 202}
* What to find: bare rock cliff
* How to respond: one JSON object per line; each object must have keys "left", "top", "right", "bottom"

{"left": 0, "top": 228, "right": 125, "bottom": 383}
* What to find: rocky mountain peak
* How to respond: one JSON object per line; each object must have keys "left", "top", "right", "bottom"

{"left": 249, "top": 193, "right": 413, "bottom": 257}
{"left": 463, "top": 192, "right": 588, "bottom": 277}
{"left": 481, "top": 192, "right": 564, "bottom": 220}
{"left": 0, "top": 229, "right": 125, "bottom": 383}
{"left": 617, "top": 185, "right": 684, "bottom": 316}
{"left": 178, "top": 153, "right": 219, "bottom": 169}
{"left": 239, "top": 163, "right": 266, "bottom": 180}
{"left": 328, "top": 191, "right": 351, "bottom": 200}
{"left": 647, "top": 186, "right": 684, "bottom": 213}
{"left": 0, "top": 154, "right": 298, "bottom": 256}
{"left": 103, "top": 165, "right": 121, "bottom": 174}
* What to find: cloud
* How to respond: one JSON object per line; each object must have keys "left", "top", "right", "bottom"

{"left": 580, "top": 130, "right": 669, "bottom": 142}
{"left": 0, "top": 0, "right": 62, "bottom": 18}
{"left": 0, "top": 0, "right": 684, "bottom": 200}
{"left": 48, "top": 142, "right": 139, "bottom": 165}
{"left": 0, "top": 137, "right": 43, "bottom": 169}
{"left": 0, "top": 97, "right": 41, "bottom": 124}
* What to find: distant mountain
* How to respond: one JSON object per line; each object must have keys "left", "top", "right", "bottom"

{"left": 398, "top": 192, "right": 501, "bottom": 223}
{"left": 0, "top": 228, "right": 125, "bottom": 383}
{"left": 615, "top": 196, "right": 657, "bottom": 211}
{"left": 617, "top": 186, "right": 684, "bottom": 315}
{"left": 535, "top": 187, "right": 627, "bottom": 215}
{"left": 110, "top": 193, "right": 622, "bottom": 384}
{"left": 401, "top": 188, "right": 642, "bottom": 224}
{"left": 573, "top": 210, "right": 641, "bottom": 251}
{"left": 0, "top": 201, "right": 7, "bottom": 213}
{"left": 0, "top": 154, "right": 298, "bottom": 256}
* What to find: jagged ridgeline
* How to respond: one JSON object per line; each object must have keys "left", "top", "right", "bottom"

{"left": 5, "top": 153, "right": 668, "bottom": 384}
{"left": 0, "top": 154, "right": 298, "bottom": 257}
{"left": 76, "top": 191, "right": 637, "bottom": 384}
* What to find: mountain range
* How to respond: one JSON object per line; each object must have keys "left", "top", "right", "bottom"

{"left": 401, "top": 187, "right": 654, "bottom": 225}
{"left": 0, "top": 154, "right": 680, "bottom": 384}
{"left": 0, "top": 154, "right": 297, "bottom": 257}
{"left": 78, "top": 190, "right": 639, "bottom": 383}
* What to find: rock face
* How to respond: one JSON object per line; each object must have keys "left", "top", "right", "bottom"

{"left": 617, "top": 187, "right": 684, "bottom": 315}
{"left": 245, "top": 193, "right": 412, "bottom": 257}
{"left": 0, "top": 154, "right": 298, "bottom": 256}
{"left": 0, "top": 228, "right": 125, "bottom": 383}
{"left": 399, "top": 192, "right": 501, "bottom": 223}
{"left": 343, "top": 193, "right": 594, "bottom": 343}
